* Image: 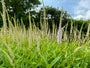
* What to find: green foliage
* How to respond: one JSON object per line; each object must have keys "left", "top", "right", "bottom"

{"left": 0, "top": 1, "right": 89, "bottom": 33}
{"left": 0, "top": 16, "right": 3, "bottom": 27}
{"left": 36, "top": 6, "right": 70, "bottom": 29}
{"left": 0, "top": 0, "right": 90, "bottom": 68}
{"left": 0, "top": 39, "right": 90, "bottom": 68}
{"left": 0, "top": 0, "right": 41, "bottom": 28}
{"left": 0, "top": 0, "right": 40, "bottom": 18}
{"left": 36, "top": 6, "right": 90, "bottom": 34}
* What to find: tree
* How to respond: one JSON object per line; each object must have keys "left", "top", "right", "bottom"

{"left": 36, "top": 6, "right": 70, "bottom": 29}
{"left": 0, "top": 0, "right": 41, "bottom": 18}
{"left": 0, "top": 0, "right": 41, "bottom": 29}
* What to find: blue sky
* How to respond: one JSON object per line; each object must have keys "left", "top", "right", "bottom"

{"left": 38, "top": 0, "right": 90, "bottom": 20}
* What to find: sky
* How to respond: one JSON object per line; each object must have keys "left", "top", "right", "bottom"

{"left": 37, "top": 0, "right": 90, "bottom": 20}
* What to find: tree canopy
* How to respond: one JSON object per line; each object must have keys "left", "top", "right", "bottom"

{"left": 34, "top": 6, "right": 70, "bottom": 28}
{"left": 0, "top": 1, "right": 89, "bottom": 34}
{"left": 0, "top": 0, "right": 41, "bottom": 18}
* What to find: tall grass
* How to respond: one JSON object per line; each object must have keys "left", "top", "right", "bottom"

{"left": 0, "top": 0, "right": 90, "bottom": 68}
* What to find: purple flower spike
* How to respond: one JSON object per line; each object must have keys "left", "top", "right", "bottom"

{"left": 57, "top": 28, "right": 62, "bottom": 43}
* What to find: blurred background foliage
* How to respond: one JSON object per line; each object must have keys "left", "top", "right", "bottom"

{"left": 0, "top": 0, "right": 90, "bottom": 33}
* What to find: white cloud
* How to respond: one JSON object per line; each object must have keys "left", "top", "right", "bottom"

{"left": 78, "top": 0, "right": 90, "bottom": 9}
{"left": 86, "top": 10, "right": 90, "bottom": 19}
{"left": 74, "top": 0, "right": 90, "bottom": 20}
{"left": 74, "top": 15, "right": 84, "bottom": 20}
{"left": 75, "top": 10, "right": 85, "bottom": 15}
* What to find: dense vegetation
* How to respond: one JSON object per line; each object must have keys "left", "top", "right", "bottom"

{"left": 0, "top": 0, "right": 90, "bottom": 68}
{"left": 0, "top": 0, "right": 90, "bottom": 32}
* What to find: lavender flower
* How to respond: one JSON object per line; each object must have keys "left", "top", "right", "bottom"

{"left": 57, "top": 28, "right": 62, "bottom": 43}
{"left": 57, "top": 7, "right": 63, "bottom": 43}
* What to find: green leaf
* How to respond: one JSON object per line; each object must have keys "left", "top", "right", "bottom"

{"left": 0, "top": 66, "right": 6, "bottom": 68}
{"left": 40, "top": 54, "right": 48, "bottom": 65}
{"left": 75, "top": 58, "right": 82, "bottom": 60}
{"left": 50, "top": 56, "right": 61, "bottom": 67}
{"left": 32, "top": 62, "right": 37, "bottom": 64}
